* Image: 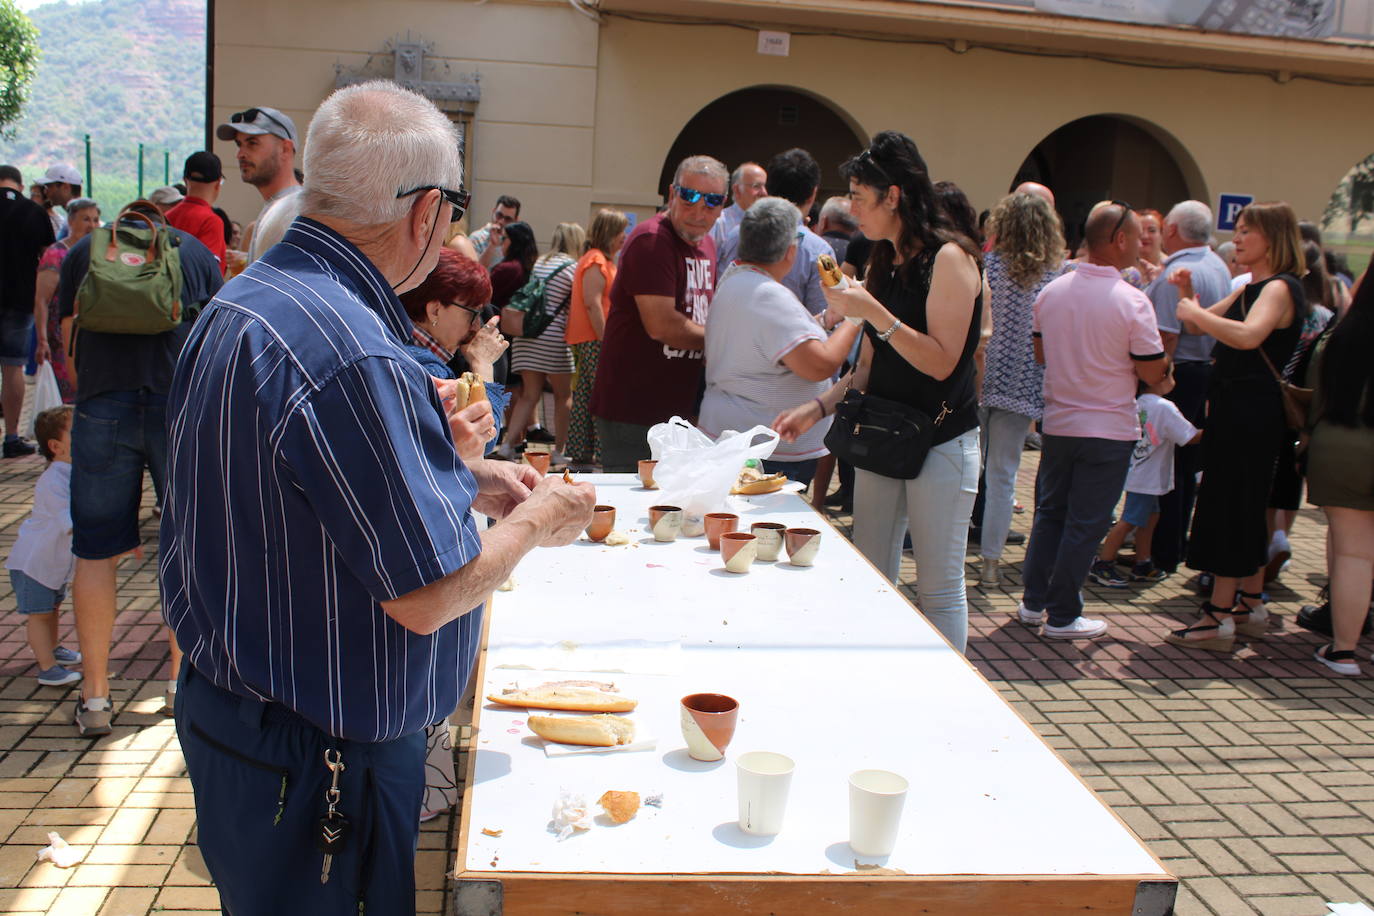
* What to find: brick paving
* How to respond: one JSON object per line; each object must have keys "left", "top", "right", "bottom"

{"left": 0, "top": 405, "right": 1371, "bottom": 913}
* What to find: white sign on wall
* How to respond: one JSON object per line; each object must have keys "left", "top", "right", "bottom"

{"left": 757, "top": 31, "right": 791, "bottom": 56}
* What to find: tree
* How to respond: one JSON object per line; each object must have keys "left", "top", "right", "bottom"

{"left": 0, "top": 0, "right": 39, "bottom": 139}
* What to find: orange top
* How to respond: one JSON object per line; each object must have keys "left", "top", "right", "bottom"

{"left": 566, "top": 248, "right": 616, "bottom": 346}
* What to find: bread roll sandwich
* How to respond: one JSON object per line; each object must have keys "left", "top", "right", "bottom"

{"left": 487, "top": 682, "right": 637, "bottom": 713}
{"left": 731, "top": 465, "right": 788, "bottom": 495}
{"left": 528, "top": 714, "right": 636, "bottom": 747}
{"left": 818, "top": 253, "right": 846, "bottom": 288}
{"left": 450, "top": 372, "right": 487, "bottom": 411}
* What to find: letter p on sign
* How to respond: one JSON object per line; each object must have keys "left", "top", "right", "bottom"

{"left": 1217, "top": 194, "right": 1254, "bottom": 232}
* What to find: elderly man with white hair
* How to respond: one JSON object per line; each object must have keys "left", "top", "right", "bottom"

{"left": 1145, "top": 199, "right": 1232, "bottom": 577}
{"left": 161, "top": 80, "right": 595, "bottom": 914}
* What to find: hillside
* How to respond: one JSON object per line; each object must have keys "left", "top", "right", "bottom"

{"left": 0, "top": 0, "right": 205, "bottom": 216}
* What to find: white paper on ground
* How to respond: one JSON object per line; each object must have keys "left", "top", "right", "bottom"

{"left": 36, "top": 831, "right": 82, "bottom": 867}
{"left": 1326, "top": 905, "right": 1374, "bottom": 915}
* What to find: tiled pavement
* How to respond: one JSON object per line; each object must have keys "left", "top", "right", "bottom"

{"left": 1, "top": 424, "right": 1371, "bottom": 914}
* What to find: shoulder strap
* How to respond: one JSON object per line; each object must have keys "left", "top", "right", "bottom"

{"left": 547, "top": 260, "right": 576, "bottom": 316}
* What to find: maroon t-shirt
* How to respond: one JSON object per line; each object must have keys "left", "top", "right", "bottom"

{"left": 591, "top": 213, "right": 715, "bottom": 426}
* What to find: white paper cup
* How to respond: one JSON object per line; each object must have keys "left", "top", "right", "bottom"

{"left": 737, "top": 751, "right": 794, "bottom": 836}
{"left": 849, "top": 769, "right": 908, "bottom": 856}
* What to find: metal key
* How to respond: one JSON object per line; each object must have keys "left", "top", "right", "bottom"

{"left": 317, "top": 749, "right": 349, "bottom": 884}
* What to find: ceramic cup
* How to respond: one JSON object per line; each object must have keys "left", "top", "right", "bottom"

{"left": 849, "top": 769, "right": 909, "bottom": 857}
{"left": 750, "top": 522, "right": 785, "bottom": 562}
{"left": 525, "top": 450, "right": 551, "bottom": 476}
{"left": 703, "top": 512, "right": 739, "bottom": 550}
{"left": 586, "top": 505, "right": 616, "bottom": 542}
{"left": 784, "top": 527, "right": 821, "bottom": 567}
{"left": 680, "top": 693, "right": 739, "bottom": 761}
{"left": 737, "top": 751, "right": 795, "bottom": 836}
{"left": 648, "top": 505, "right": 684, "bottom": 542}
{"left": 720, "top": 532, "right": 757, "bottom": 573}
{"left": 638, "top": 459, "right": 658, "bottom": 489}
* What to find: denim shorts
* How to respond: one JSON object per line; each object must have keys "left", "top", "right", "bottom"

{"left": 9, "top": 569, "right": 66, "bottom": 614}
{"left": 0, "top": 309, "right": 34, "bottom": 367}
{"left": 71, "top": 391, "right": 168, "bottom": 560}
{"left": 1122, "top": 490, "right": 1160, "bottom": 528}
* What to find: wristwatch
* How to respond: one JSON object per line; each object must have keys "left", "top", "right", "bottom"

{"left": 877, "top": 318, "right": 903, "bottom": 342}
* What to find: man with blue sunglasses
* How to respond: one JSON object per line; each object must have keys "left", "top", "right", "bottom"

{"left": 591, "top": 155, "right": 728, "bottom": 471}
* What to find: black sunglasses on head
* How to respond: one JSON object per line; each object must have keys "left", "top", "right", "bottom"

{"left": 397, "top": 185, "right": 471, "bottom": 223}
{"left": 230, "top": 107, "right": 293, "bottom": 138}
{"left": 1108, "top": 200, "right": 1133, "bottom": 241}
{"left": 857, "top": 149, "right": 896, "bottom": 189}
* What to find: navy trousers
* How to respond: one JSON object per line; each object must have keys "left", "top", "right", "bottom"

{"left": 176, "top": 664, "right": 426, "bottom": 916}
{"left": 1022, "top": 434, "right": 1134, "bottom": 626}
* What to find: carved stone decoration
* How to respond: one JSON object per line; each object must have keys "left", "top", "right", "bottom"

{"left": 335, "top": 35, "right": 481, "bottom": 111}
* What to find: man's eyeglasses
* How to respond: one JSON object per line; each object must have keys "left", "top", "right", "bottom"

{"left": 397, "top": 185, "right": 471, "bottom": 223}
{"left": 230, "top": 108, "right": 293, "bottom": 138}
{"left": 1108, "top": 200, "right": 1133, "bottom": 242}
{"left": 857, "top": 149, "right": 895, "bottom": 188}
{"left": 673, "top": 185, "right": 726, "bottom": 209}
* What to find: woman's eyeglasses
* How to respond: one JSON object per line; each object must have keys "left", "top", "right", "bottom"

{"left": 448, "top": 301, "right": 482, "bottom": 318}
{"left": 673, "top": 185, "right": 726, "bottom": 209}
{"left": 396, "top": 185, "right": 471, "bottom": 223}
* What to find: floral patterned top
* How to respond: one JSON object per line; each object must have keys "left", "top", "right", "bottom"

{"left": 36, "top": 242, "right": 76, "bottom": 403}
{"left": 979, "top": 251, "right": 1064, "bottom": 420}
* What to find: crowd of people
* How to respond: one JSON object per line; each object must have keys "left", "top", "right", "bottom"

{"left": 1, "top": 77, "right": 1373, "bottom": 912}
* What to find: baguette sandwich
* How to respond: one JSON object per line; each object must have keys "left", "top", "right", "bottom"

{"left": 528, "top": 714, "right": 636, "bottom": 747}
{"left": 818, "top": 253, "right": 846, "bottom": 288}
{"left": 487, "top": 682, "right": 637, "bottom": 713}
{"left": 450, "top": 372, "right": 487, "bottom": 411}
{"left": 731, "top": 465, "right": 788, "bottom": 495}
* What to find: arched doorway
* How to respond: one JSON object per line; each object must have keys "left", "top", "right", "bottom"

{"left": 1011, "top": 115, "right": 1205, "bottom": 249}
{"left": 1322, "top": 152, "right": 1374, "bottom": 280}
{"left": 658, "top": 87, "right": 867, "bottom": 213}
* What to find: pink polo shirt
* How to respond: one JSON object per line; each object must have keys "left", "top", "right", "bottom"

{"left": 1032, "top": 262, "right": 1164, "bottom": 441}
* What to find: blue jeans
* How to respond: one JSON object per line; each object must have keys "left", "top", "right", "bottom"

{"left": 851, "top": 431, "right": 980, "bottom": 651}
{"left": 71, "top": 391, "right": 168, "bottom": 560}
{"left": 1022, "top": 434, "right": 1133, "bottom": 626}
{"left": 177, "top": 664, "right": 425, "bottom": 915}
{"left": 762, "top": 458, "right": 818, "bottom": 485}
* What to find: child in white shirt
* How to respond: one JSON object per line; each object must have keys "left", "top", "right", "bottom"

{"left": 1091, "top": 367, "right": 1200, "bottom": 587}
{"left": 5, "top": 406, "right": 79, "bottom": 686}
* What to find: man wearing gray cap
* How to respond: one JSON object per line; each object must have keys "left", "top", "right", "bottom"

{"left": 35, "top": 163, "right": 83, "bottom": 238}
{"left": 216, "top": 106, "right": 301, "bottom": 259}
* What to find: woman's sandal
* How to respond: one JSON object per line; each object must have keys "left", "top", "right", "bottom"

{"left": 1232, "top": 590, "right": 1269, "bottom": 639}
{"left": 1165, "top": 602, "right": 1236, "bottom": 653}
{"left": 1314, "top": 644, "right": 1361, "bottom": 676}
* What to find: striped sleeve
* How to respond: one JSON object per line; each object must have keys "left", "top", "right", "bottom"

{"left": 277, "top": 354, "right": 482, "bottom": 602}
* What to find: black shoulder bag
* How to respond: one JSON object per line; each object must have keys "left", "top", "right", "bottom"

{"left": 824, "top": 383, "right": 952, "bottom": 480}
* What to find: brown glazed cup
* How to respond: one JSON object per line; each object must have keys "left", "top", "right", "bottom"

{"left": 525, "top": 451, "right": 551, "bottom": 475}
{"left": 586, "top": 505, "right": 616, "bottom": 542}
{"left": 703, "top": 512, "right": 739, "bottom": 550}
{"left": 680, "top": 693, "right": 740, "bottom": 761}
{"left": 638, "top": 459, "right": 658, "bottom": 489}
{"left": 785, "top": 527, "right": 821, "bottom": 566}
{"left": 750, "top": 522, "right": 786, "bottom": 562}
{"left": 720, "top": 532, "right": 757, "bottom": 573}
{"left": 648, "top": 505, "right": 684, "bottom": 542}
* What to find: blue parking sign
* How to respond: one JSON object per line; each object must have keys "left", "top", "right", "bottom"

{"left": 1217, "top": 194, "right": 1253, "bottom": 232}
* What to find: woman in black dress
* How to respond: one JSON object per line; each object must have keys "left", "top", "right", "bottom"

{"left": 1165, "top": 202, "right": 1306, "bottom": 653}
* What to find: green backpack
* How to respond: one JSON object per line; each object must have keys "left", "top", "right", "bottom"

{"left": 74, "top": 202, "right": 184, "bottom": 335}
{"left": 499, "top": 260, "right": 574, "bottom": 339}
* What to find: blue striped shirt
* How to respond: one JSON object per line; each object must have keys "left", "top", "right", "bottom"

{"left": 160, "top": 218, "right": 484, "bottom": 743}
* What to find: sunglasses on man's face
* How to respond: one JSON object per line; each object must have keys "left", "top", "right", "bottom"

{"left": 673, "top": 185, "right": 726, "bottom": 209}
{"left": 396, "top": 185, "right": 471, "bottom": 223}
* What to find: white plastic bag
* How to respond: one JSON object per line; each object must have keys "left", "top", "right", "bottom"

{"left": 647, "top": 417, "right": 779, "bottom": 534}
{"left": 24, "top": 362, "right": 63, "bottom": 440}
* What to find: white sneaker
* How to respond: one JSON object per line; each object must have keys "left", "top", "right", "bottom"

{"left": 1016, "top": 602, "right": 1043, "bottom": 626}
{"left": 1043, "top": 616, "right": 1109, "bottom": 640}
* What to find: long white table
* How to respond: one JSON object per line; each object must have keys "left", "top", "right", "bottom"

{"left": 452, "top": 474, "right": 1174, "bottom": 915}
